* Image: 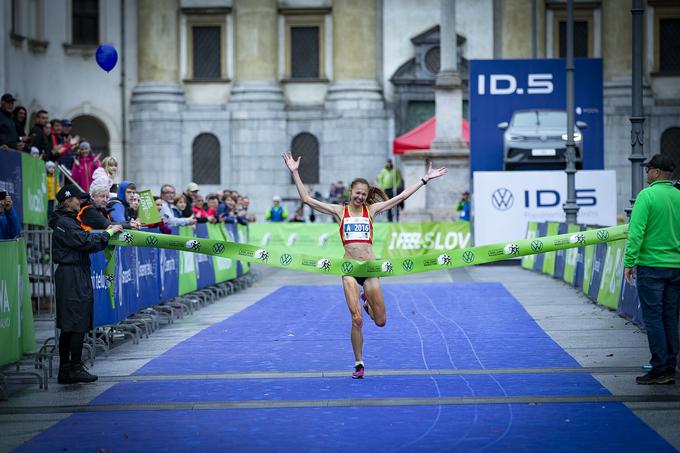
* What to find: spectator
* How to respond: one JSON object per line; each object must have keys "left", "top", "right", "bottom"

{"left": 173, "top": 194, "right": 192, "bottom": 219}
{"left": 0, "top": 93, "right": 22, "bottom": 151}
{"left": 456, "top": 191, "right": 471, "bottom": 221}
{"left": 241, "top": 196, "right": 256, "bottom": 222}
{"left": 624, "top": 154, "right": 680, "bottom": 385}
{"left": 205, "top": 194, "right": 219, "bottom": 223}
{"left": 46, "top": 161, "right": 61, "bottom": 217}
{"left": 77, "top": 181, "right": 131, "bottom": 231}
{"left": 41, "top": 121, "right": 53, "bottom": 159}
{"left": 266, "top": 195, "right": 288, "bottom": 222}
{"left": 107, "top": 180, "right": 141, "bottom": 227}
{"left": 0, "top": 193, "right": 21, "bottom": 239}
{"left": 159, "top": 184, "right": 196, "bottom": 227}
{"left": 128, "top": 192, "right": 140, "bottom": 219}
{"left": 29, "top": 109, "right": 49, "bottom": 154}
{"left": 182, "top": 182, "right": 200, "bottom": 217}
{"left": 191, "top": 194, "right": 210, "bottom": 223}
{"left": 30, "top": 146, "right": 41, "bottom": 158}
{"left": 49, "top": 119, "right": 78, "bottom": 168}
{"left": 377, "top": 158, "right": 404, "bottom": 222}
{"left": 144, "top": 196, "right": 172, "bottom": 234}
{"left": 71, "top": 142, "right": 101, "bottom": 192}
{"left": 61, "top": 119, "right": 76, "bottom": 144}
{"left": 12, "top": 106, "right": 30, "bottom": 150}
{"left": 50, "top": 184, "right": 122, "bottom": 384}
{"left": 92, "top": 156, "right": 119, "bottom": 194}
{"left": 289, "top": 207, "right": 305, "bottom": 223}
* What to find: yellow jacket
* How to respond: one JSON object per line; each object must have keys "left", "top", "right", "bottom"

{"left": 46, "top": 173, "right": 60, "bottom": 201}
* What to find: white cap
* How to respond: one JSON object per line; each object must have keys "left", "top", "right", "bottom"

{"left": 272, "top": 195, "right": 281, "bottom": 202}
{"left": 186, "top": 182, "right": 199, "bottom": 192}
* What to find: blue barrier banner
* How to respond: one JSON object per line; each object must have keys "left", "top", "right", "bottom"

{"left": 159, "top": 246, "right": 179, "bottom": 301}
{"left": 115, "top": 244, "right": 138, "bottom": 320}
{"left": 553, "top": 223, "right": 568, "bottom": 279}
{"left": 91, "top": 251, "right": 118, "bottom": 327}
{"left": 194, "top": 223, "right": 216, "bottom": 289}
{"left": 618, "top": 278, "right": 644, "bottom": 328}
{"left": 0, "top": 149, "right": 24, "bottom": 223}
{"left": 533, "top": 222, "right": 548, "bottom": 272}
{"left": 587, "top": 243, "right": 607, "bottom": 301}
{"left": 469, "top": 58, "right": 604, "bottom": 172}
{"left": 135, "top": 240, "right": 161, "bottom": 308}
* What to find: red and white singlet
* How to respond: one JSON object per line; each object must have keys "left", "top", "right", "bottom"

{"left": 339, "top": 204, "right": 373, "bottom": 245}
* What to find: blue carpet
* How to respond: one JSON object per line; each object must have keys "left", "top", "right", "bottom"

{"left": 15, "top": 283, "right": 676, "bottom": 452}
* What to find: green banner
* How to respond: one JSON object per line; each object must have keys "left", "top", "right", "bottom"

{"left": 20, "top": 153, "right": 48, "bottom": 226}
{"left": 521, "top": 222, "right": 539, "bottom": 270}
{"left": 541, "top": 222, "right": 560, "bottom": 276}
{"left": 137, "top": 189, "right": 161, "bottom": 225}
{"left": 0, "top": 240, "right": 35, "bottom": 366}
{"left": 237, "top": 224, "right": 250, "bottom": 274}
{"left": 248, "top": 222, "right": 471, "bottom": 259}
{"left": 596, "top": 239, "right": 627, "bottom": 309}
{"left": 581, "top": 241, "right": 596, "bottom": 294}
{"left": 209, "top": 223, "right": 237, "bottom": 282}
{"left": 380, "top": 222, "right": 471, "bottom": 258}
{"left": 110, "top": 224, "right": 629, "bottom": 278}
{"left": 178, "top": 226, "right": 197, "bottom": 295}
{"left": 562, "top": 224, "right": 581, "bottom": 285}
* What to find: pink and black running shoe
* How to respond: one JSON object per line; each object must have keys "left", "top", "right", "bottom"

{"left": 352, "top": 364, "right": 365, "bottom": 379}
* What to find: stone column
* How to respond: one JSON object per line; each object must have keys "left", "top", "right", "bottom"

{"left": 131, "top": 0, "right": 183, "bottom": 105}
{"left": 403, "top": 0, "right": 469, "bottom": 222}
{"left": 325, "top": 0, "right": 382, "bottom": 110}
{"left": 229, "top": 0, "right": 284, "bottom": 109}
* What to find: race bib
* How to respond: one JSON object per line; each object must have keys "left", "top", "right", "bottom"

{"left": 343, "top": 216, "right": 371, "bottom": 242}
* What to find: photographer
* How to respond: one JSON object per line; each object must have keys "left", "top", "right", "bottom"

{"left": 50, "top": 184, "right": 123, "bottom": 384}
{"left": 0, "top": 193, "right": 21, "bottom": 239}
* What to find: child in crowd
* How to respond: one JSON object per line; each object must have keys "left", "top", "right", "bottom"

{"left": 46, "top": 161, "right": 60, "bottom": 217}
{"left": 92, "top": 156, "right": 118, "bottom": 189}
{"left": 71, "top": 142, "right": 100, "bottom": 192}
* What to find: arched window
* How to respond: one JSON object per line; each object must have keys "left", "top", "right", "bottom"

{"left": 192, "top": 133, "right": 220, "bottom": 184}
{"left": 660, "top": 127, "right": 680, "bottom": 179}
{"left": 71, "top": 115, "right": 110, "bottom": 157}
{"left": 290, "top": 132, "right": 319, "bottom": 184}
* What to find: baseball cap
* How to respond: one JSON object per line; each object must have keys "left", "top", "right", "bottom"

{"left": 643, "top": 154, "right": 676, "bottom": 173}
{"left": 1, "top": 93, "right": 16, "bottom": 103}
{"left": 62, "top": 119, "right": 72, "bottom": 126}
{"left": 56, "top": 184, "right": 89, "bottom": 203}
{"left": 186, "top": 182, "right": 199, "bottom": 192}
{"left": 272, "top": 195, "right": 281, "bottom": 202}
{"left": 45, "top": 161, "right": 56, "bottom": 169}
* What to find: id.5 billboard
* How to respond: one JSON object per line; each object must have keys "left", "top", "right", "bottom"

{"left": 469, "top": 59, "right": 603, "bottom": 172}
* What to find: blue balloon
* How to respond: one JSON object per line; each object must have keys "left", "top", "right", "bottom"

{"left": 96, "top": 44, "right": 118, "bottom": 72}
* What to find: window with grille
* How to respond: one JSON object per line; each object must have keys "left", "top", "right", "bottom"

{"left": 192, "top": 134, "right": 221, "bottom": 184}
{"left": 661, "top": 127, "right": 680, "bottom": 179}
{"left": 72, "top": 0, "right": 99, "bottom": 45}
{"left": 659, "top": 18, "right": 680, "bottom": 72}
{"left": 291, "top": 26, "right": 320, "bottom": 79}
{"left": 192, "top": 26, "right": 222, "bottom": 80}
{"left": 424, "top": 47, "right": 440, "bottom": 75}
{"left": 558, "top": 21, "right": 589, "bottom": 58}
{"left": 290, "top": 133, "right": 319, "bottom": 184}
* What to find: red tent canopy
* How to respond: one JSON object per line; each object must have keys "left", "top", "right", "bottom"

{"left": 392, "top": 117, "right": 469, "bottom": 154}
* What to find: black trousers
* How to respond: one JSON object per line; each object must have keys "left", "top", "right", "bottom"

{"left": 59, "top": 331, "right": 85, "bottom": 365}
{"left": 385, "top": 188, "right": 404, "bottom": 222}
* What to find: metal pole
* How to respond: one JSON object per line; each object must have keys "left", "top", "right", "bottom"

{"left": 563, "top": 0, "right": 579, "bottom": 224}
{"left": 627, "top": 0, "right": 645, "bottom": 218}
{"left": 531, "top": 0, "right": 537, "bottom": 58}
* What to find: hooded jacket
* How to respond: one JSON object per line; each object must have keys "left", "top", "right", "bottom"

{"left": 108, "top": 180, "right": 134, "bottom": 222}
{"left": 71, "top": 153, "right": 101, "bottom": 192}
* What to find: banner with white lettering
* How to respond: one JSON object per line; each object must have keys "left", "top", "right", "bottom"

{"left": 473, "top": 170, "right": 616, "bottom": 246}
{"left": 381, "top": 222, "right": 471, "bottom": 258}
{"left": 469, "top": 58, "right": 603, "bottom": 172}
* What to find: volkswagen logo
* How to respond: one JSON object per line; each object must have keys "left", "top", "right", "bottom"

{"left": 402, "top": 259, "right": 414, "bottom": 272}
{"left": 491, "top": 188, "right": 514, "bottom": 211}
{"left": 531, "top": 240, "right": 544, "bottom": 252}
{"left": 280, "top": 253, "right": 292, "bottom": 265}
{"left": 596, "top": 230, "right": 609, "bottom": 241}
{"left": 341, "top": 261, "right": 354, "bottom": 274}
{"left": 212, "top": 243, "right": 225, "bottom": 254}
{"left": 462, "top": 251, "right": 475, "bottom": 263}
{"left": 145, "top": 236, "right": 158, "bottom": 246}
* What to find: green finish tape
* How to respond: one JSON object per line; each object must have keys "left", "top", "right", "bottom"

{"left": 109, "top": 224, "right": 629, "bottom": 278}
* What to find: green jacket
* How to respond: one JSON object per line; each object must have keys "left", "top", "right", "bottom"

{"left": 624, "top": 180, "right": 680, "bottom": 268}
{"left": 378, "top": 167, "right": 402, "bottom": 190}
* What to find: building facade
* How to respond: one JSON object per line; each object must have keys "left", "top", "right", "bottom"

{"left": 2, "top": 0, "right": 678, "bottom": 219}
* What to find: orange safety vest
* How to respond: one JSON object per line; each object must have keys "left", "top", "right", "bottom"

{"left": 77, "top": 204, "right": 111, "bottom": 231}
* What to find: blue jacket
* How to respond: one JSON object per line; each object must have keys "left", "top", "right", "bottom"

{"left": 0, "top": 207, "right": 21, "bottom": 239}
{"left": 108, "top": 180, "right": 134, "bottom": 222}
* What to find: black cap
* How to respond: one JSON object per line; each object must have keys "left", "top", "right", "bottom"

{"left": 643, "top": 154, "right": 676, "bottom": 173}
{"left": 56, "top": 184, "right": 89, "bottom": 203}
{"left": 1, "top": 93, "right": 16, "bottom": 103}
{"left": 62, "top": 119, "right": 72, "bottom": 126}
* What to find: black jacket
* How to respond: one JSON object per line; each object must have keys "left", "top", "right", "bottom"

{"left": 49, "top": 207, "right": 111, "bottom": 332}
{"left": 29, "top": 124, "right": 49, "bottom": 154}
{"left": 0, "top": 110, "right": 18, "bottom": 149}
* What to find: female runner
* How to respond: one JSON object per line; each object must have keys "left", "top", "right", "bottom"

{"left": 282, "top": 153, "right": 447, "bottom": 378}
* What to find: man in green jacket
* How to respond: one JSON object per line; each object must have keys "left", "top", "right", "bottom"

{"left": 377, "top": 159, "right": 403, "bottom": 222}
{"left": 624, "top": 154, "right": 680, "bottom": 385}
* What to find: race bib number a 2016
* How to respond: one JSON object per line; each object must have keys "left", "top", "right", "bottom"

{"left": 343, "top": 217, "right": 371, "bottom": 242}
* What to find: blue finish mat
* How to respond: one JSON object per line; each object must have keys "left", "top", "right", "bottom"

{"left": 16, "top": 283, "right": 675, "bottom": 452}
